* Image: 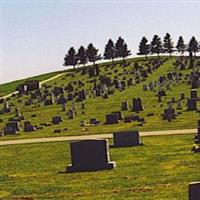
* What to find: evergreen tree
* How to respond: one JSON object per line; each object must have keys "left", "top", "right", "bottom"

{"left": 63, "top": 47, "right": 77, "bottom": 69}
{"left": 104, "top": 39, "right": 116, "bottom": 64}
{"left": 188, "top": 36, "right": 199, "bottom": 56}
{"left": 137, "top": 37, "right": 150, "bottom": 59}
{"left": 176, "top": 36, "right": 186, "bottom": 57}
{"left": 115, "top": 36, "right": 131, "bottom": 62}
{"left": 86, "top": 43, "right": 101, "bottom": 66}
{"left": 163, "top": 33, "right": 174, "bottom": 57}
{"left": 150, "top": 35, "right": 163, "bottom": 58}
{"left": 77, "top": 46, "right": 87, "bottom": 66}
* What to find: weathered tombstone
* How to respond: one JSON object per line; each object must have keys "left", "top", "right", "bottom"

{"left": 191, "top": 89, "right": 198, "bottom": 99}
{"left": 6, "top": 121, "right": 20, "bottom": 131}
{"left": 112, "top": 131, "right": 143, "bottom": 147}
{"left": 163, "top": 108, "right": 176, "bottom": 122}
{"left": 132, "top": 98, "right": 144, "bottom": 112}
{"left": 66, "top": 139, "right": 116, "bottom": 172}
{"left": 105, "top": 113, "right": 119, "bottom": 125}
{"left": 80, "top": 120, "right": 86, "bottom": 127}
{"left": 112, "top": 111, "right": 123, "bottom": 120}
{"left": 3, "top": 101, "right": 11, "bottom": 113}
{"left": 187, "top": 99, "right": 197, "bottom": 111}
{"left": 189, "top": 182, "right": 200, "bottom": 200}
{"left": 15, "top": 107, "right": 22, "bottom": 118}
{"left": 52, "top": 116, "right": 63, "bottom": 124}
{"left": 24, "top": 121, "right": 36, "bottom": 132}
{"left": 68, "top": 109, "right": 75, "bottom": 119}
{"left": 4, "top": 126, "right": 16, "bottom": 135}
{"left": 121, "top": 101, "right": 129, "bottom": 111}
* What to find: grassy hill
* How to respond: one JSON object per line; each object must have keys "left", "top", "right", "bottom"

{"left": 0, "top": 134, "right": 199, "bottom": 200}
{"left": 0, "top": 56, "right": 199, "bottom": 140}
{"left": 0, "top": 71, "right": 62, "bottom": 97}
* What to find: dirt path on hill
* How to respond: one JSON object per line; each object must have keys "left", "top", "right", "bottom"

{"left": 0, "top": 128, "right": 196, "bottom": 146}
{"left": 1, "top": 73, "right": 65, "bottom": 99}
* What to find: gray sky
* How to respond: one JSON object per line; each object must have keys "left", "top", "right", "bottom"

{"left": 1, "top": 1, "right": 200, "bottom": 83}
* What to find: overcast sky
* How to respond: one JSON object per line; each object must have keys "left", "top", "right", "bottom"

{"left": 1, "top": 1, "right": 200, "bottom": 84}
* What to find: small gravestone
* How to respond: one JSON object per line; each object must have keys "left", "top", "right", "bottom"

{"left": 189, "top": 182, "right": 200, "bottom": 200}
{"left": 4, "top": 126, "right": 16, "bottom": 135}
{"left": 132, "top": 98, "right": 144, "bottom": 112}
{"left": 163, "top": 108, "right": 176, "bottom": 122}
{"left": 112, "top": 131, "right": 143, "bottom": 147}
{"left": 68, "top": 109, "right": 75, "bottom": 119}
{"left": 24, "top": 121, "right": 36, "bottom": 132}
{"left": 187, "top": 99, "right": 197, "bottom": 111}
{"left": 52, "top": 116, "right": 63, "bottom": 124}
{"left": 66, "top": 139, "right": 116, "bottom": 172}
{"left": 3, "top": 101, "right": 11, "bottom": 113}
{"left": 6, "top": 121, "right": 20, "bottom": 131}
{"left": 105, "top": 113, "right": 119, "bottom": 125}
{"left": 191, "top": 89, "right": 198, "bottom": 99}
{"left": 121, "top": 101, "right": 129, "bottom": 111}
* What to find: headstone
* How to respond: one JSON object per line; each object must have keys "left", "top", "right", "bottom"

{"left": 163, "top": 108, "right": 176, "bottom": 122}
{"left": 105, "top": 113, "right": 119, "bottom": 125}
{"left": 132, "top": 98, "right": 144, "bottom": 112}
{"left": 52, "top": 116, "right": 63, "bottom": 124}
{"left": 112, "top": 131, "right": 143, "bottom": 147}
{"left": 121, "top": 101, "right": 129, "bottom": 111}
{"left": 66, "top": 139, "right": 116, "bottom": 172}
{"left": 68, "top": 109, "right": 75, "bottom": 119}
{"left": 191, "top": 90, "right": 198, "bottom": 99}
{"left": 189, "top": 182, "right": 200, "bottom": 200}
{"left": 24, "top": 121, "right": 36, "bottom": 132}
{"left": 6, "top": 121, "right": 20, "bottom": 131}
{"left": 187, "top": 99, "right": 197, "bottom": 111}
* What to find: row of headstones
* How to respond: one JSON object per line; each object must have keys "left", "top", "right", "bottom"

{"left": 66, "top": 130, "right": 142, "bottom": 172}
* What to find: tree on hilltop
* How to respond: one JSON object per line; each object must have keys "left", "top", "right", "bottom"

{"left": 176, "top": 36, "right": 186, "bottom": 57}
{"left": 137, "top": 37, "right": 150, "bottom": 60}
{"left": 104, "top": 39, "right": 116, "bottom": 64}
{"left": 63, "top": 47, "right": 77, "bottom": 69}
{"left": 77, "top": 46, "right": 87, "bottom": 66}
{"left": 188, "top": 36, "right": 199, "bottom": 57}
{"left": 86, "top": 43, "right": 101, "bottom": 66}
{"left": 150, "top": 35, "right": 163, "bottom": 58}
{"left": 163, "top": 33, "right": 174, "bottom": 58}
{"left": 115, "top": 36, "right": 131, "bottom": 62}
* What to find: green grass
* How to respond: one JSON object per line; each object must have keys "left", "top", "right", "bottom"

{"left": 0, "top": 134, "right": 199, "bottom": 199}
{"left": 0, "top": 56, "right": 199, "bottom": 140}
{"left": 0, "top": 71, "right": 62, "bottom": 97}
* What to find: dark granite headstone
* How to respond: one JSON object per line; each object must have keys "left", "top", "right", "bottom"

{"left": 66, "top": 139, "right": 116, "bottom": 172}
{"left": 105, "top": 113, "right": 119, "bottom": 125}
{"left": 189, "top": 182, "right": 200, "bottom": 200}
{"left": 112, "top": 131, "right": 143, "bottom": 147}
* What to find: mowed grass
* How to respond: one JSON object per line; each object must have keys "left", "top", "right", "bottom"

{"left": 0, "top": 56, "right": 199, "bottom": 141}
{"left": 0, "top": 71, "right": 62, "bottom": 97}
{"left": 0, "top": 134, "right": 200, "bottom": 200}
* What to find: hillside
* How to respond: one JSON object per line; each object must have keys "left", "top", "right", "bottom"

{"left": 0, "top": 56, "right": 199, "bottom": 140}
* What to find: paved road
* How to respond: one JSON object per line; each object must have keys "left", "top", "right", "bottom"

{"left": 1, "top": 73, "right": 65, "bottom": 99}
{"left": 0, "top": 128, "right": 196, "bottom": 146}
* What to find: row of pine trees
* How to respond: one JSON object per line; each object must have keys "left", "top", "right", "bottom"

{"left": 64, "top": 33, "right": 199, "bottom": 68}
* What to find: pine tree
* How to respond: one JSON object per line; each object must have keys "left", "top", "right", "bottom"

{"left": 188, "top": 36, "right": 199, "bottom": 56}
{"left": 163, "top": 33, "right": 174, "bottom": 58}
{"left": 150, "top": 35, "right": 163, "bottom": 58}
{"left": 63, "top": 47, "right": 77, "bottom": 69}
{"left": 86, "top": 43, "right": 101, "bottom": 66}
{"left": 104, "top": 39, "right": 116, "bottom": 64}
{"left": 77, "top": 46, "right": 87, "bottom": 66}
{"left": 176, "top": 36, "right": 186, "bottom": 57}
{"left": 137, "top": 37, "right": 150, "bottom": 59}
{"left": 115, "top": 36, "right": 131, "bottom": 62}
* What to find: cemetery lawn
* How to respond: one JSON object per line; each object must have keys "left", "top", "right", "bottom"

{"left": 0, "top": 56, "right": 199, "bottom": 141}
{"left": 0, "top": 134, "right": 200, "bottom": 200}
{"left": 0, "top": 71, "right": 61, "bottom": 97}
